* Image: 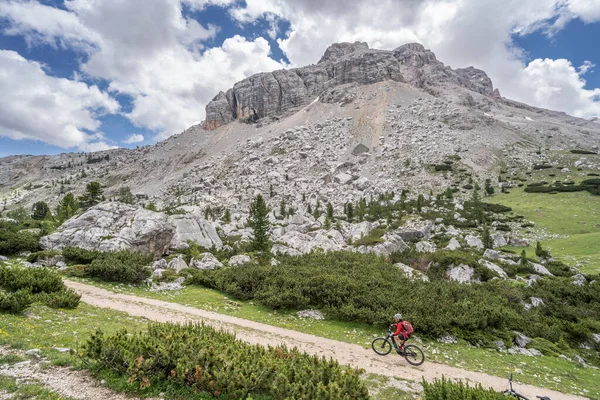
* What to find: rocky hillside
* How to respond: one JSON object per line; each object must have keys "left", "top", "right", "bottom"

{"left": 1, "top": 42, "right": 599, "bottom": 217}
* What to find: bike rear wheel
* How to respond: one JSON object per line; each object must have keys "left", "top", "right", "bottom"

{"left": 371, "top": 337, "right": 392, "bottom": 356}
{"left": 403, "top": 344, "right": 425, "bottom": 366}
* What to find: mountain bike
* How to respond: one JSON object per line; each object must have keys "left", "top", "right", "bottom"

{"left": 502, "top": 373, "right": 550, "bottom": 400}
{"left": 371, "top": 324, "right": 425, "bottom": 366}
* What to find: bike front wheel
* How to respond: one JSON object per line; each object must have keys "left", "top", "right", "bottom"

{"left": 403, "top": 344, "right": 425, "bottom": 366}
{"left": 372, "top": 337, "right": 392, "bottom": 356}
{"left": 501, "top": 390, "right": 528, "bottom": 400}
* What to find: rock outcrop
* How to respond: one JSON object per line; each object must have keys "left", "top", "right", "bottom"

{"left": 204, "top": 42, "right": 496, "bottom": 129}
{"left": 39, "top": 203, "right": 221, "bottom": 257}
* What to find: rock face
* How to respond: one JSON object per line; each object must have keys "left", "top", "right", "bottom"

{"left": 39, "top": 203, "right": 221, "bottom": 257}
{"left": 447, "top": 263, "right": 478, "bottom": 283}
{"left": 190, "top": 253, "right": 223, "bottom": 270}
{"left": 204, "top": 42, "right": 496, "bottom": 129}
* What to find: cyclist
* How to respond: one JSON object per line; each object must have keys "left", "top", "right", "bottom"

{"left": 391, "top": 313, "right": 413, "bottom": 354}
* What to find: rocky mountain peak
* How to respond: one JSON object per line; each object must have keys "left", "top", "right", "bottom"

{"left": 318, "top": 41, "right": 370, "bottom": 63}
{"left": 203, "top": 41, "right": 496, "bottom": 130}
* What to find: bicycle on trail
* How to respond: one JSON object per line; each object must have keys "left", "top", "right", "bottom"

{"left": 371, "top": 320, "right": 425, "bottom": 366}
{"left": 503, "top": 373, "right": 550, "bottom": 400}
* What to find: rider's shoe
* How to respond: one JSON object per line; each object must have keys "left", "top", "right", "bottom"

{"left": 396, "top": 348, "right": 404, "bottom": 355}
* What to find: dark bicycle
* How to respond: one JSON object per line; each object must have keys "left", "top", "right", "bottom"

{"left": 502, "top": 374, "right": 550, "bottom": 400}
{"left": 371, "top": 324, "right": 425, "bottom": 366}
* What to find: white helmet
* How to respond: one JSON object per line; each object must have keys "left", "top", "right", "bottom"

{"left": 394, "top": 313, "right": 402, "bottom": 321}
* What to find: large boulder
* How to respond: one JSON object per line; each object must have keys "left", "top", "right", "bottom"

{"left": 465, "top": 235, "right": 484, "bottom": 250}
{"left": 190, "top": 253, "right": 223, "bottom": 270}
{"left": 447, "top": 264, "right": 479, "bottom": 284}
{"left": 478, "top": 259, "right": 508, "bottom": 279}
{"left": 39, "top": 203, "right": 221, "bottom": 257}
{"left": 167, "top": 255, "right": 187, "bottom": 273}
{"left": 531, "top": 263, "right": 553, "bottom": 276}
{"left": 492, "top": 233, "right": 507, "bottom": 248}
{"left": 394, "top": 262, "right": 429, "bottom": 281}
{"left": 271, "top": 244, "right": 302, "bottom": 257}
{"left": 445, "top": 237, "right": 461, "bottom": 250}
{"left": 416, "top": 241, "right": 436, "bottom": 253}
{"left": 39, "top": 203, "right": 174, "bottom": 257}
{"left": 228, "top": 254, "right": 252, "bottom": 266}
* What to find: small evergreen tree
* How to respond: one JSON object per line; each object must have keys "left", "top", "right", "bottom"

{"left": 222, "top": 208, "right": 231, "bottom": 224}
{"left": 485, "top": 179, "right": 495, "bottom": 196}
{"left": 302, "top": 193, "right": 306, "bottom": 202}
{"left": 279, "top": 198, "right": 287, "bottom": 219}
{"left": 81, "top": 181, "right": 103, "bottom": 207}
{"left": 482, "top": 225, "right": 493, "bottom": 249}
{"left": 56, "top": 193, "right": 79, "bottom": 223}
{"left": 535, "top": 241, "right": 549, "bottom": 259}
{"left": 117, "top": 186, "right": 135, "bottom": 204}
{"left": 356, "top": 198, "right": 367, "bottom": 222}
{"left": 345, "top": 202, "right": 354, "bottom": 222}
{"left": 324, "top": 216, "right": 331, "bottom": 230}
{"left": 326, "top": 202, "right": 334, "bottom": 220}
{"left": 520, "top": 250, "right": 528, "bottom": 266}
{"left": 146, "top": 202, "right": 157, "bottom": 212}
{"left": 416, "top": 194, "right": 424, "bottom": 212}
{"left": 32, "top": 201, "right": 51, "bottom": 220}
{"left": 248, "top": 194, "right": 270, "bottom": 252}
{"left": 444, "top": 188, "right": 453, "bottom": 200}
{"left": 307, "top": 203, "right": 312, "bottom": 214}
{"left": 7, "top": 206, "right": 30, "bottom": 222}
{"left": 269, "top": 184, "right": 274, "bottom": 198}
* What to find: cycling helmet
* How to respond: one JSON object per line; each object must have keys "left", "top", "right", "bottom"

{"left": 394, "top": 313, "right": 403, "bottom": 321}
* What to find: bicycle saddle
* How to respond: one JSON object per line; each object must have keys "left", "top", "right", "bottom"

{"left": 536, "top": 396, "right": 551, "bottom": 400}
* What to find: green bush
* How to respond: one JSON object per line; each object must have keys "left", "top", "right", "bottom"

{"left": 85, "top": 250, "right": 152, "bottom": 283}
{"left": 422, "top": 377, "right": 506, "bottom": 399}
{"left": 570, "top": 149, "right": 597, "bottom": 155}
{"left": 0, "top": 289, "right": 34, "bottom": 313}
{"left": 62, "top": 246, "right": 100, "bottom": 265}
{"left": 36, "top": 288, "right": 81, "bottom": 309}
{"left": 82, "top": 322, "right": 369, "bottom": 399}
{"left": 27, "top": 250, "right": 60, "bottom": 263}
{"left": 0, "top": 221, "right": 39, "bottom": 256}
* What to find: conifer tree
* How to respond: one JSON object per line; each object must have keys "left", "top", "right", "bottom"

{"left": 56, "top": 193, "right": 79, "bottom": 223}
{"left": 482, "top": 225, "right": 493, "bottom": 249}
{"left": 32, "top": 201, "right": 51, "bottom": 220}
{"left": 279, "top": 198, "right": 287, "bottom": 218}
{"left": 117, "top": 186, "right": 135, "bottom": 204}
{"left": 326, "top": 202, "right": 334, "bottom": 220}
{"left": 248, "top": 194, "right": 270, "bottom": 252}
{"left": 416, "top": 194, "right": 424, "bottom": 212}
{"left": 345, "top": 202, "right": 354, "bottom": 222}
{"left": 222, "top": 208, "right": 231, "bottom": 224}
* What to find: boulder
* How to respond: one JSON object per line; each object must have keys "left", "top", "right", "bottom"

{"left": 356, "top": 233, "right": 407, "bottom": 257}
{"left": 228, "top": 254, "right": 252, "bottom": 266}
{"left": 483, "top": 249, "right": 501, "bottom": 260}
{"left": 446, "top": 225, "right": 459, "bottom": 236}
{"left": 437, "top": 335, "right": 457, "bottom": 344}
{"left": 445, "top": 237, "right": 461, "bottom": 250}
{"left": 415, "top": 241, "right": 436, "bottom": 253}
{"left": 152, "top": 259, "right": 168, "bottom": 270}
{"left": 530, "top": 297, "right": 545, "bottom": 308}
{"left": 492, "top": 233, "right": 507, "bottom": 248}
{"left": 297, "top": 310, "right": 324, "bottom": 320}
{"left": 531, "top": 263, "right": 553, "bottom": 276}
{"left": 465, "top": 235, "right": 483, "bottom": 250}
{"left": 513, "top": 332, "right": 532, "bottom": 348}
{"left": 509, "top": 237, "right": 529, "bottom": 247}
{"left": 39, "top": 202, "right": 219, "bottom": 257}
{"left": 529, "top": 348, "right": 543, "bottom": 357}
{"left": 271, "top": 244, "right": 302, "bottom": 257}
{"left": 592, "top": 333, "right": 600, "bottom": 344}
{"left": 447, "top": 264, "right": 479, "bottom": 284}
{"left": 333, "top": 173, "right": 353, "bottom": 185}
{"left": 394, "top": 262, "right": 429, "bottom": 281}
{"left": 190, "top": 253, "right": 223, "bottom": 270}
{"left": 574, "top": 355, "right": 587, "bottom": 368}
{"left": 478, "top": 259, "right": 508, "bottom": 279}
{"left": 347, "top": 221, "right": 372, "bottom": 242}
{"left": 0, "top": 255, "right": 8, "bottom": 261}
{"left": 571, "top": 274, "right": 586, "bottom": 286}
{"left": 395, "top": 220, "right": 434, "bottom": 242}
{"left": 167, "top": 255, "right": 187, "bottom": 273}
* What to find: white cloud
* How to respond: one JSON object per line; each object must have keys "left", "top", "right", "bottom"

{"left": 0, "top": 50, "right": 119, "bottom": 150}
{"left": 123, "top": 134, "right": 144, "bottom": 144}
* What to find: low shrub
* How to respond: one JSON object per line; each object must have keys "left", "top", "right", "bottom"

{"left": 0, "top": 289, "right": 33, "bottom": 313}
{"left": 434, "top": 164, "right": 452, "bottom": 171}
{"left": 570, "top": 149, "right": 597, "bottom": 155}
{"left": 27, "top": 250, "right": 60, "bottom": 263}
{"left": 36, "top": 288, "right": 81, "bottom": 309}
{"left": 532, "top": 164, "right": 553, "bottom": 170}
{"left": 422, "top": 377, "right": 506, "bottom": 399}
{"left": 0, "top": 221, "right": 39, "bottom": 256}
{"left": 85, "top": 250, "right": 152, "bottom": 284}
{"left": 62, "top": 246, "right": 100, "bottom": 265}
{"left": 353, "top": 227, "right": 386, "bottom": 246}
{"left": 82, "top": 322, "right": 369, "bottom": 399}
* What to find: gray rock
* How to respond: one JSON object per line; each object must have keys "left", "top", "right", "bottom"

{"left": 508, "top": 347, "right": 533, "bottom": 356}
{"left": 168, "top": 213, "right": 223, "bottom": 250}
{"left": 592, "top": 333, "right": 600, "bottom": 344}
{"left": 190, "top": 253, "right": 223, "bottom": 270}
{"left": 530, "top": 297, "right": 545, "bottom": 308}
{"left": 446, "top": 226, "right": 459, "bottom": 236}
{"left": 465, "top": 235, "right": 484, "bottom": 250}
{"left": 52, "top": 347, "right": 71, "bottom": 353}
{"left": 228, "top": 254, "right": 251, "bottom": 266}
{"left": 558, "top": 354, "right": 572, "bottom": 362}
{"left": 509, "top": 237, "right": 529, "bottom": 247}
{"left": 513, "top": 332, "right": 532, "bottom": 348}
{"left": 271, "top": 244, "right": 302, "bottom": 257}
{"left": 492, "top": 340, "right": 506, "bottom": 350}
{"left": 152, "top": 259, "right": 168, "bottom": 270}
{"left": 167, "top": 255, "right": 187, "bottom": 273}
{"left": 333, "top": 173, "right": 353, "bottom": 185}
{"left": 571, "top": 274, "right": 587, "bottom": 286}
{"left": 483, "top": 249, "right": 501, "bottom": 260}
{"left": 415, "top": 241, "right": 436, "bottom": 253}
{"left": 437, "top": 335, "right": 457, "bottom": 344}
{"left": 0, "top": 255, "right": 8, "bottom": 261}
{"left": 478, "top": 259, "right": 508, "bottom": 279}
{"left": 270, "top": 258, "right": 280, "bottom": 267}
{"left": 492, "top": 233, "right": 507, "bottom": 248}
{"left": 445, "top": 237, "right": 461, "bottom": 250}
{"left": 297, "top": 309, "right": 324, "bottom": 320}
{"left": 531, "top": 263, "right": 553, "bottom": 276}
{"left": 152, "top": 268, "right": 167, "bottom": 278}
{"left": 574, "top": 355, "right": 587, "bottom": 368}
{"left": 394, "top": 262, "right": 429, "bottom": 281}
{"left": 25, "top": 349, "right": 41, "bottom": 356}
{"left": 447, "top": 263, "right": 478, "bottom": 284}
{"left": 529, "top": 348, "right": 543, "bottom": 357}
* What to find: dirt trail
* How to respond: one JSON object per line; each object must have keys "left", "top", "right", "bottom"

{"left": 65, "top": 280, "right": 586, "bottom": 400}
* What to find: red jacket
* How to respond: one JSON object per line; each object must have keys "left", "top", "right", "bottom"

{"left": 392, "top": 322, "right": 408, "bottom": 338}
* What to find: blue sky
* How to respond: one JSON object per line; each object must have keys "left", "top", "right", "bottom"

{"left": 1, "top": 0, "right": 599, "bottom": 157}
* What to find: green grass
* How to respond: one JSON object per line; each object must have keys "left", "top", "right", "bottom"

{"left": 68, "top": 277, "right": 600, "bottom": 399}
{"left": 0, "top": 375, "right": 74, "bottom": 400}
{"left": 488, "top": 187, "right": 600, "bottom": 273}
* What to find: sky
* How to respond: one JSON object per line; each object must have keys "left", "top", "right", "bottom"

{"left": 0, "top": 0, "right": 600, "bottom": 157}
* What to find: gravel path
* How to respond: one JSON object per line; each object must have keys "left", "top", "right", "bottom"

{"left": 64, "top": 280, "right": 587, "bottom": 400}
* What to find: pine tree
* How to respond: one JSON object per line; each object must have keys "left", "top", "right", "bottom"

{"left": 356, "top": 198, "right": 366, "bottom": 222}
{"left": 520, "top": 250, "right": 528, "bottom": 266}
{"left": 324, "top": 216, "right": 331, "bottom": 230}
{"left": 117, "top": 186, "right": 135, "bottom": 204}
{"left": 269, "top": 184, "right": 274, "bottom": 198}
{"left": 248, "top": 194, "right": 270, "bottom": 252}
{"left": 146, "top": 202, "right": 157, "bottom": 212}
{"left": 279, "top": 198, "right": 287, "bottom": 219}
{"left": 485, "top": 179, "right": 495, "bottom": 196}
{"left": 416, "top": 194, "right": 424, "bottom": 212}
{"left": 326, "top": 202, "right": 334, "bottom": 220}
{"left": 32, "top": 201, "right": 51, "bottom": 220}
{"left": 81, "top": 181, "right": 103, "bottom": 208}
{"left": 307, "top": 203, "right": 312, "bottom": 214}
{"left": 482, "top": 225, "right": 493, "bottom": 249}
{"left": 222, "top": 208, "right": 231, "bottom": 224}
{"left": 345, "top": 203, "right": 354, "bottom": 222}
{"left": 302, "top": 193, "right": 306, "bottom": 202}
{"left": 56, "top": 193, "right": 79, "bottom": 223}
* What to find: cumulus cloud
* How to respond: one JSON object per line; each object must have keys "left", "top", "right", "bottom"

{"left": 0, "top": 50, "right": 119, "bottom": 150}
{"left": 123, "top": 134, "right": 144, "bottom": 144}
